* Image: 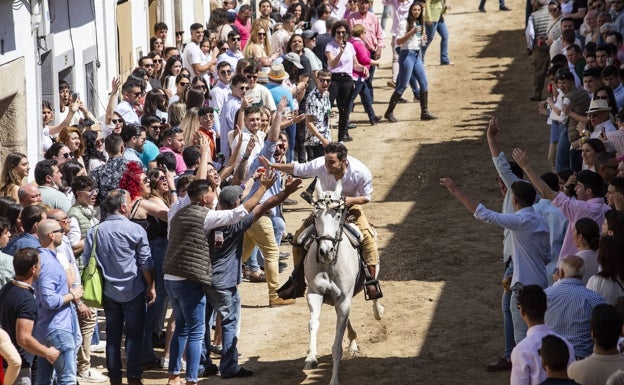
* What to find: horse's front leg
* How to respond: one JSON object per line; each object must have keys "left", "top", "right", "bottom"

{"left": 304, "top": 292, "right": 323, "bottom": 370}
{"left": 330, "top": 298, "right": 352, "bottom": 385}
{"left": 346, "top": 318, "right": 359, "bottom": 358}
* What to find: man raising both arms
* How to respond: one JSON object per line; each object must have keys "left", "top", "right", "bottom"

{"left": 268, "top": 142, "right": 383, "bottom": 302}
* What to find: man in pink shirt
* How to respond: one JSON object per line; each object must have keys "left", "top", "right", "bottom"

{"left": 513, "top": 148, "right": 610, "bottom": 265}
{"left": 234, "top": 5, "right": 252, "bottom": 49}
{"left": 159, "top": 127, "right": 187, "bottom": 175}
{"left": 348, "top": 0, "right": 385, "bottom": 100}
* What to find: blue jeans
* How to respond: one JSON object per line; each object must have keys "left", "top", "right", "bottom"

{"left": 381, "top": 5, "right": 391, "bottom": 30}
{"left": 36, "top": 329, "right": 78, "bottom": 385}
{"left": 510, "top": 286, "right": 528, "bottom": 344}
{"left": 143, "top": 237, "right": 168, "bottom": 362}
{"left": 103, "top": 293, "right": 146, "bottom": 381}
{"left": 349, "top": 77, "right": 378, "bottom": 121}
{"left": 396, "top": 50, "right": 428, "bottom": 96}
{"left": 285, "top": 123, "right": 296, "bottom": 163}
{"left": 165, "top": 280, "right": 206, "bottom": 382}
{"left": 501, "top": 262, "right": 515, "bottom": 359}
{"left": 555, "top": 128, "right": 570, "bottom": 172}
{"left": 204, "top": 287, "right": 241, "bottom": 378}
{"left": 423, "top": 20, "right": 450, "bottom": 65}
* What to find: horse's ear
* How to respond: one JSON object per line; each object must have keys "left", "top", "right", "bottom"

{"left": 314, "top": 177, "right": 324, "bottom": 200}
{"left": 335, "top": 180, "right": 342, "bottom": 198}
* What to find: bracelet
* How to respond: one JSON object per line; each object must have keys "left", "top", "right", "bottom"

{"left": 76, "top": 300, "right": 83, "bottom": 305}
{"left": 170, "top": 190, "right": 177, "bottom": 194}
{"left": 70, "top": 292, "right": 76, "bottom": 301}
{"left": 242, "top": 154, "right": 250, "bottom": 160}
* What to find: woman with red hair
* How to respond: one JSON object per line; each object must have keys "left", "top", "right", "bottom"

{"left": 119, "top": 162, "right": 169, "bottom": 222}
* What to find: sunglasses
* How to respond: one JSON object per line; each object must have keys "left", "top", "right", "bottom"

{"left": 133, "top": 91, "right": 144, "bottom": 97}
{"left": 143, "top": 177, "right": 149, "bottom": 184}
{"left": 176, "top": 31, "right": 185, "bottom": 36}
{"left": 155, "top": 41, "right": 164, "bottom": 45}
{"left": 239, "top": 86, "right": 249, "bottom": 91}
{"left": 258, "top": 32, "right": 266, "bottom": 36}
{"left": 95, "top": 138, "right": 104, "bottom": 146}
{"left": 319, "top": 78, "right": 331, "bottom": 84}
{"left": 154, "top": 59, "right": 163, "bottom": 63}
{"left": 230, "top": 37, "right": 241, "bottom": 41}
{"left": 246, "top": 75, "right": 258, "bottom": 80}
{"left": 62, "top": 152, "right": 74, "bottom": 159}
{"left": 179, "top": 81, "right": 190, "bottom": 86}
{"left": 336, "top": 31, "right": 347, "bottom": 35}
{"left": 194, "top": 85, "right": 207, "bottom": 90}
{"left": 79, "top": 189, "right": 99, "bottom": 196}
{"left": 220, "top": 70, "right": 232, "bottom": 75}
{"left": 112, "top": 119, "right": 123, "bottom": 124}
{"left": 158, "top": 175, "right": 167, "bottom": 182}
{"left": 150, "top": 125, "right": 161, "bottom": 130}
{"left": 143, "top": 63, "right": 154, "bottom": 68}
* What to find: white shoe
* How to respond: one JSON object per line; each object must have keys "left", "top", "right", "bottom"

{"left": 77, "top": 368, "right": 108, "bottom": 383}
{"left": 160, "top": 357, "right": 186, "bottom": 371}
{"left": 90, "top": 341, "right": 106, "bottom": 353}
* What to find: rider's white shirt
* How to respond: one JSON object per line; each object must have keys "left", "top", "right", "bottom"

{"left": 293, "top": 156, "right": 373, "bottom": 201}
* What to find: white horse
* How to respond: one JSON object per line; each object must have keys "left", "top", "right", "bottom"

{"left": 303, "top": 180, "right": 381, "bottom": 385}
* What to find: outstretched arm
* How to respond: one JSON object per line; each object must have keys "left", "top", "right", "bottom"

{"left": 486, "top": 116, "right": 502, "bottom": 158}
{"left": 512, "top": 148, "right": 558, "bottom": 200}
{"left": 440, "top": 177, "right": 479, "bottom": 214}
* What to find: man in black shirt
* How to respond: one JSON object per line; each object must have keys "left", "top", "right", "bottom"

{"left": 0, "top": 248, "right": 59, "bottom": 385}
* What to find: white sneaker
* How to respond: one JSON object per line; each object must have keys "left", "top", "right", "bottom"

{"left": 77, "top": 368, "right": 108, "bottom": 383}
{"left": 161, "top": 357, "right": 186, "bottom": 371}
{"left": 90, "top": 341, "right": 106, "bottom": 353}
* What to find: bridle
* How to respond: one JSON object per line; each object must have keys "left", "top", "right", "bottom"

{"left": 311, "top": 195, "right": 348, "bottom": 264}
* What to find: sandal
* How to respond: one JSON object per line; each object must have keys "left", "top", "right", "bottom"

{"left": 249, "top": 271, "right": 266, "bottom": 283}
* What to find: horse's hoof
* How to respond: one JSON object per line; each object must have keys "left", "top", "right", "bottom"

{"left": 373, "top": 301, "right": 384, "bottom": 321}
{"left": 347, "top": 347, "right": 360, "bottom": 359}
{"left": 303, "top": 359, "right": 318, "bottom": 370}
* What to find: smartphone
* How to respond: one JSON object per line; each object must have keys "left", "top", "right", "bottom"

{"left": 72, "top": 92, "right": 79, "bottom": 101}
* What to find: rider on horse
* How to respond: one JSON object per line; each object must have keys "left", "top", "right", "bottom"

{"left": 267, "top": 142, "right": 383, "bottom": 300}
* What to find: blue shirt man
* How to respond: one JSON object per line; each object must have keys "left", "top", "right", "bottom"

{"left": 82, "top": 189, "right": 154, "bottom": 384}
{"left": 545, "top": 255, "right": 606, "bottom": 358}
{"left": 33, "top": 219, "right": 83, "bottom": 385}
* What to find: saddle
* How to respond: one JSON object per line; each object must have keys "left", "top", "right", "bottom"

{"left": 296, "top": 222, "right": 363, "bottom": 251}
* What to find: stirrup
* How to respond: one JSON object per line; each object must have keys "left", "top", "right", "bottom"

{"left": 364, "top": 278, "right": 383, "bottom": 300}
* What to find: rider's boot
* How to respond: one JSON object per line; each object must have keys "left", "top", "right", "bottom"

{"left": 365, "top": 265, "right": 383, "bottom": 300}
{"left": 277, "top": 258, "right": 307, "bottom": 300}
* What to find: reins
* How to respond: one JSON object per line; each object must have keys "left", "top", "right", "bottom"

{"left": 311, "top": 196, "right": 348, "bottom": 264}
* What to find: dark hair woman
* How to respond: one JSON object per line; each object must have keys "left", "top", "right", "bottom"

{"left": 587, "top": 235, "right": 624, "bottom": 304}
{"left": 384, "top": 1, "right": 436, "bottom": 122}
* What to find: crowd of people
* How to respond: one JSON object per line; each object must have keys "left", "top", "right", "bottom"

{"left": 440, "top": 110, "right": 624, "bottom": 383}
{"left": 0, "top": 0, "right": 436, "bottom": 383}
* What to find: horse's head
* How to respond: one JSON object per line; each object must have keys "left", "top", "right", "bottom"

{"left": 312, "top": 180, "right": 345, "bottom": 264}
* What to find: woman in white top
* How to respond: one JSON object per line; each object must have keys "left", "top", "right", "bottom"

{"left": 384, "top": 1, "right": 436, "bottom": 122}
{"left": 573, "top": 217, "right": 601, "bottom": 284}
{"left": 587, "top": 235, "right": 624, "bottom": 304}
{"left": 160, "top": 57, "right": 183, "bottom": 97}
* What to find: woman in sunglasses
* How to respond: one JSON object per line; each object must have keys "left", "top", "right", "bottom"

{"left": 83, "top": 130, "right": 108, "bottom": 173}
{"left": 243, "top": 25, "right": 279, "bottom": 68}
{"left": 148, "top": 51, "right": 164, "bottom": 80}
{"left": 103, "top": 77, "right": 127, "bottom": 136}
{"left": 44, "top": 142, "right": 73, "bottom": 166}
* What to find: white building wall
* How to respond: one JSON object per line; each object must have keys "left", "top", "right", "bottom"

{"left": 0, "top": 0, "right": 212, "bottom": 167}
